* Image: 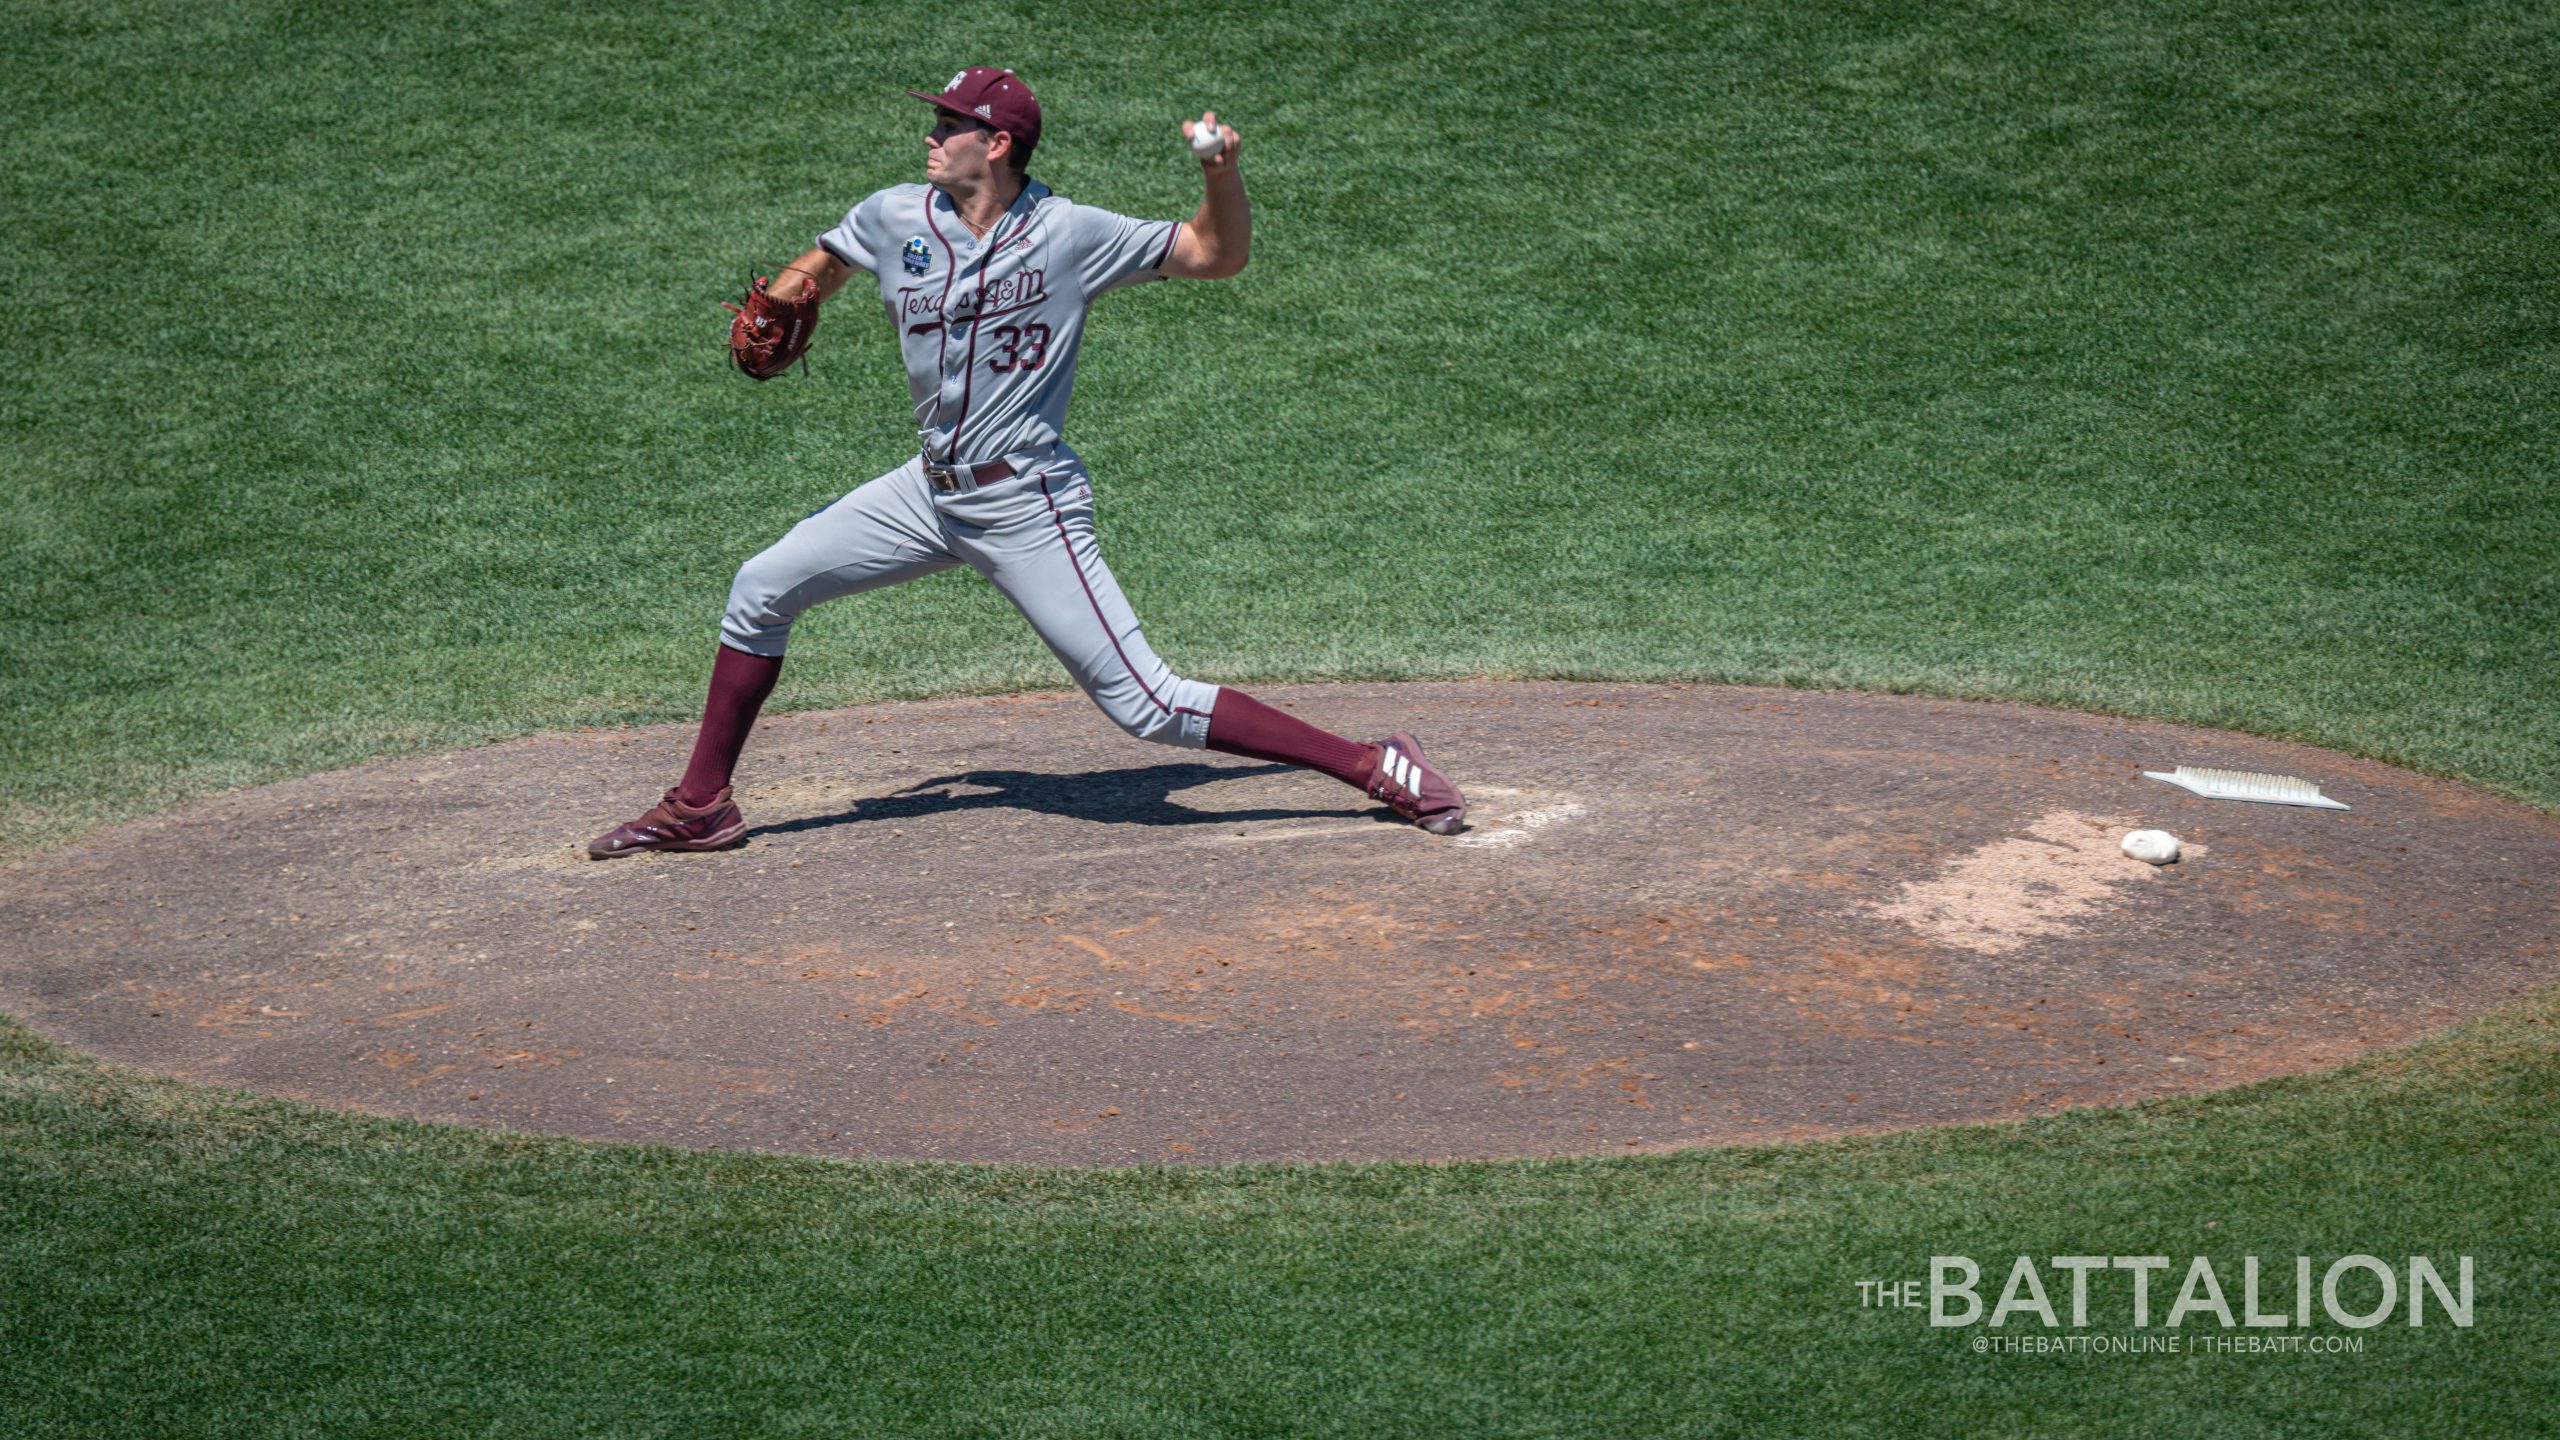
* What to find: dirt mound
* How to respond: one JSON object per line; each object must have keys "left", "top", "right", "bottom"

{"left": 3, "top": 682, "right": 2553, "bottom": 1166}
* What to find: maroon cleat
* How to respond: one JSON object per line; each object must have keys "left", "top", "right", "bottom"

{"left": 587, "top": 786, "right": 749, "bottom": 859}
{"left": 1367, "top": 731, "right": 1466, "bottom": 835}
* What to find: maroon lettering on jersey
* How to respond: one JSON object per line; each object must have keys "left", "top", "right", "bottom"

{"left": 899, "top": 268, "right": 1049, "bottom": 331}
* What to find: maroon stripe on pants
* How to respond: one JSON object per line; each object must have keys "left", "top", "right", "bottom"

{"left": 1038, "top": 473, "right": 1175, "bottom": 718}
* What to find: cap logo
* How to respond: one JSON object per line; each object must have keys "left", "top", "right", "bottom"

{"left": 901, "top": 236, "right": 932, "bottom": 275}
{"left": 945, "top": 70, "right": 967, "bottom": 92}
{"left": 973, "top": 103, "right": 993, "bottom": 118}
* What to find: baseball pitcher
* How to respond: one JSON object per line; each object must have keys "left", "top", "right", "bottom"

{"left": 590, "top": 68, "right": 1466, "bottom": 856}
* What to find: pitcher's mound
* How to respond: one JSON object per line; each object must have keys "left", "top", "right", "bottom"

{"left": 4, "top": 682, "right": 2555, "bottom": 1166}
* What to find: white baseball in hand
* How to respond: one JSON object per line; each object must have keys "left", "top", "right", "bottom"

{"left": 2122, "top": 829, "right": 2182, "bottom": 865}
{"left": 1189, "top": 113, "right": 1226, "bottom": 159}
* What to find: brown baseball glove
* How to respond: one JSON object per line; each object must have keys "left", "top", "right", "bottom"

{"left": 721, "top": 272, "right": 819, "bottom": 380}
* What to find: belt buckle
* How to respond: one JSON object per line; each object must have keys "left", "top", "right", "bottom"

{"left": 924, "top": 459, "right": 960, "bottom": 494}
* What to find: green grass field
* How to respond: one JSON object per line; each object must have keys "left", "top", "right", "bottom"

{"left": 4, "top": 0, "right": 2555, "bottom": 1433}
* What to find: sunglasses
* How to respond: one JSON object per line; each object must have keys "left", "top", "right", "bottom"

{"left": 927, "top": 115, "right": 997, "bottom": 143}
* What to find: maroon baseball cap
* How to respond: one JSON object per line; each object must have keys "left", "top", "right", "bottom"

{"left": 907, "top": 67, "right": 1042, "bottom": 151}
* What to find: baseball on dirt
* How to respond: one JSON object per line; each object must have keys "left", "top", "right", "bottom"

{"left": 2122, "top": 829, "right": 2182, "bottom": 865}
{"left": 1189, "top": 115, "right": 1225, "bottom": 158}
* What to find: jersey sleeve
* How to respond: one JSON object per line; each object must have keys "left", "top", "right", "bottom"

{"left": 1063, "top": 200, "right": 1182, "bottom": 297}
{"left": 816, "top": 189, "right": 895, "bottom": 274}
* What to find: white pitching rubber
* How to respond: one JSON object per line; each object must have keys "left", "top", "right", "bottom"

{"left": 2143, "top": 766, "right": 2349, "bottom": 810}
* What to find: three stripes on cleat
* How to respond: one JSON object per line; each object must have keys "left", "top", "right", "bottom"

{"left": 1380, "top": 744, "right": 1423, "bottom": 794}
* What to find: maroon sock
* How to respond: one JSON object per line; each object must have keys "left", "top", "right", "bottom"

{"left": 1204, "top": 687, "right": 1380, "bottom": 790}
{"left": 676, "top": 644, "right": 784, "bottom": 806}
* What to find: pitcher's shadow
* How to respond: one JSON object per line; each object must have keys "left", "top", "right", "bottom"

{"left": 749, "top": 760, "right": 1388, "bottom": 839}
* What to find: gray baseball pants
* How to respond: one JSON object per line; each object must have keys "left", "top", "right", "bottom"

{"left": 721, "top": 446, "right": 1218, "bottom": 747}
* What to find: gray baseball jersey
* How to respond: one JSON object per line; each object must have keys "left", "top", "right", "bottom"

{"left": 818, "top": 180, "right": 1180, "bottom": 463}
{"left": 719, "top": 179, "right": 1218, "bottom": 748}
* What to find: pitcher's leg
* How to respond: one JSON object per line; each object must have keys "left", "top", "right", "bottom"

{"left": 675, "top": 643, "right": 784, "bottom": 808}
{"left": 1202, "top": 688, "right": 1467, "bottom": 834}
{"left": 961, "top": 468, "right": 1466, "bottom": 833}
{"left": 591, "top": 463, "right": 956, "bottom": 858}
{"left": 1202, "top": 687, "right": 1373, "bottom": 785}
{"left": 721, "top": 462, "right": 958, "bottom": 658}
{"left": 972, "top": 472, "right": 1216, "bottom": 747}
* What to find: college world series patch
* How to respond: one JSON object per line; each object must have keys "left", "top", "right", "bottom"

{"left": 901, "top": 237, "right": 932, "bottom": 275}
